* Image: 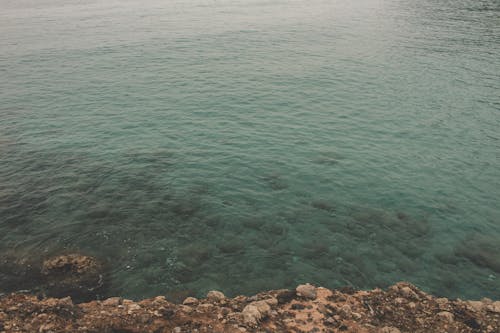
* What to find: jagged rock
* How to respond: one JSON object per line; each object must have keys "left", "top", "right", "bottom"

{"left": 41, "top": 254, "right": 105, "bottom": 302}
{"left": 0, "top": 282, "right": 499, "bottom": 332}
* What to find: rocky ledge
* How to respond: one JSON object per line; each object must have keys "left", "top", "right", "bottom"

{"left": 1, "top": 282, "right": 500, "bottom": 333}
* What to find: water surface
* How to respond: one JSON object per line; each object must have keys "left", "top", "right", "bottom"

{"left": 1, "top": 0, "right": 500, "bottom": 300}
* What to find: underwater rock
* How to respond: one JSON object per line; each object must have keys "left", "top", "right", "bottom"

{"left": 0, "top": 254, "right": 43, "bottom": 293}
{"left": 311, "top": 200, "right": 335, "bottom": 212}
{"left": 178, "top": 243, "right": 212, "bottom": 267}
{"left": 242, "top": 218, "right": 265, "bottom": 230}
{"left": 260, "top": 173, "right": 288, "bottom": 191}
{"left": 41, "top": 254, "right": 105, "bottom": 302}
{"left": 454, "top": 234, "right": 500, "bottom": 273}
{"left": 216, "top": 238, "right": 245, "bottom": 254}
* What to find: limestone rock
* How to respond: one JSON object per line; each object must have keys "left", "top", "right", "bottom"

{"left": 467, "top": 300, "right": 485, "bottom": 312}
{"left": 41, "top": 254, "right": 105, "bottom": 302}
{"left": 487, "top": 301, "right": 500, "bottom": 313}
{"left": 102, "top": 297, "right": 121, "bottom": 306}
{"left": 242, "top": 304, "right": 261, "bottom": 325}
{"left": 207, "top": 290, "right": 225, "bottom": 302}
{"left": 249, "top": 300, "right": 271, "bottom": 316}
{"left": 437, "top": 311, "right": 454, "bottom": 322}
{"left": 296, "top": 283, "right": 317, "bottom": 299}
{"left": 183, "top": 297, "right": 198, "bottom": 305}
{"left": 399, "top": 286, "right": 417, "bottom": 299}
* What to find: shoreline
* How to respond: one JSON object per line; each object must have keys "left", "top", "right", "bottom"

{"left": 1, "top": 282, "right": 499, "bottom": 333}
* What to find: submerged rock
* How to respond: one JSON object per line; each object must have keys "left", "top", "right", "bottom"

{"left": 455, "top": 234, "right": 500, "bottom": 273}
{"left": 41, "top": 254, "right": 105, "bottom": 302}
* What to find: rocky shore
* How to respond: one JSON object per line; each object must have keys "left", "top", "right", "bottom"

{"left": 1, "top": 281, "right": 499, "bottom": 333}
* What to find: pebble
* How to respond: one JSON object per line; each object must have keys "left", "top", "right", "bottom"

{"left": 436, "top": 297, "right": 448, "bottom": 305}
{"left": 296, "top": 284, "right": 317, "bottom": 299}
{"left": 352, "top": 312, "right": 362, "bottom": 320}
{"left": 173, "top": 327, "right": 182, "bottom": 333}
{"left": 127, "top": 304, "right": 141, "bottom": 311}
{"left": 340, "top": 304, "right": 352, "bottom": 317}
{"left": 394, "top": 297, "right": 405, "bottom": 304}
{"left": 437, "top": 311, "right": 454, "bottom": 322}
{"left": 379, "top": 327, "right": 401, "bottom": 333}
{"left": 207, "top": 291, "right": 225, "bottom": 302}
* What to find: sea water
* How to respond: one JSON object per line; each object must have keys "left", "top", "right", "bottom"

{"left": 1, "top": 0, "right": 499, "bottom": 300}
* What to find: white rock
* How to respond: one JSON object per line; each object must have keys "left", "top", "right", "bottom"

{"left": 296, "top": 283, "right": 317, "bottom": 299}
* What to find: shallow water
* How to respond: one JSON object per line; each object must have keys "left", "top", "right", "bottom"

{"left": 1, "top": 0, "right": 500, "bottom": 300}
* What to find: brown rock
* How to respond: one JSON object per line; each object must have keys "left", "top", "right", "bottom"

{"left": 207, "top": 290, "right": 225, "bottom": 302}
{"left": 41, "top": 254, "right": 104, "bottom": 302}
{"left": 296, "top": 284, "right": 317, "bottom": 299}
{"left": 379, "top": 327, "right": 401, "bottom": 333}
{"left": 102, "top": 297, "right": 121, "bottom": 306}
{"left": 437, "top": 311, "right": 454, "bottom": 322}
{"left": 242, "top": 304, "right": 261, "bottom": 325}
{"left": 183, "top": 297, "right": 198, "bottom": 305}
{"left": 487, "top": 301, "right": 500, "bottom": 313}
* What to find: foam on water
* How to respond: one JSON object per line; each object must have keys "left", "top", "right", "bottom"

{"left": 1, "top": 0, "right": 500, "bottom": 300}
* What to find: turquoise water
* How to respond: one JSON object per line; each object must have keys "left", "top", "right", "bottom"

{"left": 1, "top": 0, "right": 500, "bottom": 300}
